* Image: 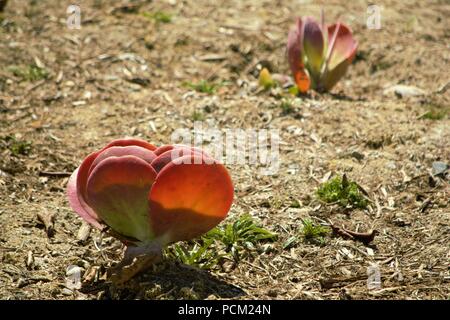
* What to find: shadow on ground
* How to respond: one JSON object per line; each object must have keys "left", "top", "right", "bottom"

{"left": 81, "top": 261, "right": 246, "bottom": 300}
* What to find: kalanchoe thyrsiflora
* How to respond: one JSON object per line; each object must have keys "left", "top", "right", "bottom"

{"left": 287, "top": 13, "right": 358, "bottom": 93}
{"left": 67, "top": 139, "right": 233, "bottom": 277}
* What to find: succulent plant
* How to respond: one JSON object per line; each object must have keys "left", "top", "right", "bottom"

{"left": 287, "top": 13, "right": 358, "bottom": 93}
{"left": 67, "top": 138, "right": 233, "bottom": 281}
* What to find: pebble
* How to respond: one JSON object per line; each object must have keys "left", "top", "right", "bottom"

{"left": 386, "top": 161, "right": 397, "bottom": 170}
{"left": 61, "top": 288, "right": 73, "bottom": 296}
{"left": 432, "top": 161, "right": 448, "bottom": 176}
{"left": 77, "top": 222, "right": 91, "bottom": 242}
{"left": 267, "top": 289, "right": 278, "bottom": 297}
{"left": 383, "top": 85, "right": 426, "bottom": 98}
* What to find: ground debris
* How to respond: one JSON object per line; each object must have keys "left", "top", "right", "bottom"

{"left": 77, "top": 222, "right": 91, "bottom": 243}
{"left": 319, "top": 275, "right": 367, "bottom": 289}
{"left": 328, "top": 220, "right": 378, "bottom": 245}
{"left": 36, "top": 210, "right": 56, "bottom": 237}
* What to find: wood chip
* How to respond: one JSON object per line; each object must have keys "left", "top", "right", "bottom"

{"left": 37, "top": 210, "right": 55, "bottom": 237}
{"left": 39, "top": 171, "right": 71, "bottom": 178}
{"left": 328, "top": 219, "right": 378, "bottom": 245}
{"left": 197, "top": 54, "right": 227, "bottom": 62}
{"left": 26, "top": 251, "right": 34, "bottom": 270}
{"left": 77, "top": 222, "right": 91, "bottom": 243}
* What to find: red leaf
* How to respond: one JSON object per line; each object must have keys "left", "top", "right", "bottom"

{"left": 148, "top": 155, "right": 233, "bottom": 242}
{"left": 86, "top": 156, "right": 157, "bottom": 242}
{"left": 303, "top": 17, "right": 325, "bottom": 76}
{"left": 89, "top": 146, "right": 156, "bottom": 175}
{"left": 287, "top": 18, "right": 311, "bottom": 93}
{"left": 104, "top": 138, "right": 157, "bottom": 152}
{"left": 150, "top": 146, "right": 209, "bottom": 173}
{"left": 67, "top": 167, "right": 104, "bottom": 229}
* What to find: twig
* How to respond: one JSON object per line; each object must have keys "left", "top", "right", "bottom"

{"left": 328, "top": 220, "right": 378, "bottom": 245}
{"left": 319, "top": 275, "right": 366, "bottom": 289}
{"left": 418, "top": 198, "right": 433, "bottom": 213}
{"left": 39, "top": 171, "right": 71, "bottom": 178}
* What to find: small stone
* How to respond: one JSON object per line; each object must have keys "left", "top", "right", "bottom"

{"left": 432, "top": 161, "right": 448, "bottom": 176}
{"left": 26, "top": 251, "right": 34, "bottom": 269}
{"left": 350, "top": 151, "right": 365, "bottom": 161}
{"left": 50, "top": 251, "right": 60, "bottom": 257}
{"left": 65, "top": 265, "right": 82, "bottom": 290}
{"left": 383, "top": 85, "right": 426, "bottom": 98}
{"left": 77, "top": 222, "right": 91, "bottom": 242}
{"left": 62, "top": 288, "right": 73, "bottom": 296}
{"left": 393, "top": 217, "right": 409, "bottom": 227}
{"left": 267, "top": 289, "right": 278, "bottom": 297}
{"left": 386, "top": 161, "right": 397, "bottom": 170}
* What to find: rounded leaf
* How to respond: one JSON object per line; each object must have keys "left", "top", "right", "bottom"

{"left": 86, "top": 156, "right": 157, "bottom": 242}
{"left": 89, "top": 146, "right": 156, "bottom": 175}
{"left": 326, "top": 23, "right": 357, "bottom": 71}
{"left": 148, "top": 155, "right": 233, "bottom": 243}
{"left": 303, "top": 17, "right": 325, "bottom": 76}
{"left": 67, "top": 168, "right": 104, "bottom": 229}
{"left": 287, "top": 18, "right": 311, "bottom": 93}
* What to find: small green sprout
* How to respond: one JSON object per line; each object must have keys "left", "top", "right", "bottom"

{"left": 258, "top": 68, "right": 275, "bottom": 90}
{"left": 184, "top": 80, "right": 222, "bottom": 94}
{"left": 165, "top": 239, "right": 220, "bottom": 270}
{"left": 317, "top": 175, "right": 369, "bottom": 209}
{"left": 8, "top": 64, "right": 48, "bottom": 82}
{"left": 283, "top": 219, "right": 330, "bottom": 248}
{"left": 419, "top": 104, "right": 449, "bottom": 121}
{"left": 166, "top": 214, "right": 276, "bottom": 268}
{"left": 288, "top": 85, "right": 299, "bottom": 96}
{"left": 142, "top": 11, "right": 172, "bottom": 23}
{"left": 205, "top": 214, "right": 277, "bottom": 260}
{"left": 301, "top": 218, "right": 330, "bottom": 245}
{"left": 2, "top": 135, "right": 32, "bottom": 156}
{"left": 191, "top": 110, "right": 205, "bottom": 121}
{"left": 290, "top": 199, "right": 301, "bottom": 208}
{"left": 282, "top": 236, "right": 299, "bottom": 249}
{"left": 279, "top": 99, "right": 294, "bottom": 115}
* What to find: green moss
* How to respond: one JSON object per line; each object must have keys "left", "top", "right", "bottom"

{"left": 184, "top": 80, "right": 221, "bottom": 94}
{"left": 8, "top": 64, "right": 48, "bottom": 82}
{"left": 317, "top": 176, "right": 368, "bottom": 209}
{"left": 279, "top": 99, "right": 294, "bottom": 115}
{"left": 141, "top": 11, "right": 172, "bottom": 23}
{"left": 191, "top": 110, "right": 205, "bottom": 121}
{"left": 290, "top": 199, "right": 301, "bottom": 208}
{"left": 2, "top": 135, "right": 32, "bottom": 156}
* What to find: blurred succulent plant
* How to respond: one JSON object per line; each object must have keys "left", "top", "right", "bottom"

{"left": 287, "top": 12, "right": 358, "bottom": 93}
{"left": 67, "top": 138, "right": 233, "bottom": 281}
